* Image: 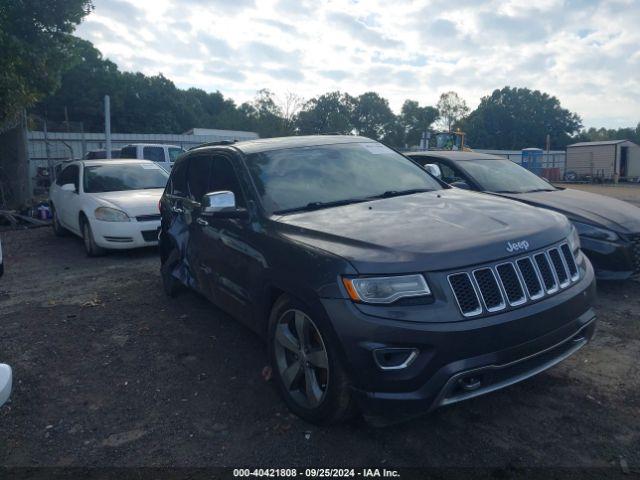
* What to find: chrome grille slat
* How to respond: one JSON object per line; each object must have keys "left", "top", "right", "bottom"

{"left": 472, "top": 268, "right": 506, "bottom": 312}
{"left": 560, "top": 243, "right": 579, "bottom": 281}
{"left": 548, "top": 247, "right": 570, "bottom": 288}
{"left": 449, "top": 243, "right": 581, "bottom": 317}
{"left": 534, "top": 252, "right": 558, "bottom": 294}
{"left": 448, "top": 273, "right": 482, "bottom": 317}
{"left": 496, "top": 262, "right": 527, "bottom": 306}
{"left": 516, "top": 257, "right": 544, "bottom": 300}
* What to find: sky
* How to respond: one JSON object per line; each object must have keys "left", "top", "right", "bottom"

{"left": 76, "top": 0, "right": 640, "bottom": 129}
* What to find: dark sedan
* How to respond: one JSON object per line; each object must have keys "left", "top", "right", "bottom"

{"left": 408, "top": 151, "right": 640, "bottom": 280}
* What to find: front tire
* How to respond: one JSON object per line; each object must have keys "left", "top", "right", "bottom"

{"left": 268, "top": 295, "right": 357, "bottom": 425}
{"left": 51, "top": 206, "right": 68, "bottom": 237}
{"left": 81, "top": 218, "right": 106, "bottom": 257}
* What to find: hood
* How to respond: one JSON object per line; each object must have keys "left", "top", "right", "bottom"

{"left": 274, "top": 190, "right": 570, "bottom": 274}
{"left": 92, "top": 189, "right": 163, "bottom": 217}
{"left": 494, "top": 189, "right": 640, "bottom": 234}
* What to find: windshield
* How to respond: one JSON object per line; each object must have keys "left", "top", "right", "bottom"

{"left": 245, "top": 142, "right": 442, "bottom": 214}
{"left": 83, "top": 163, "right": 169, "bottom": 193}
{"left": 458, "top": 159, "right": 556, "bottom": 193}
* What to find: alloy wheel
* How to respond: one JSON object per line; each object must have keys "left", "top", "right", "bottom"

{"left": 273, "top": 309, "right": 329, "bottom": 409}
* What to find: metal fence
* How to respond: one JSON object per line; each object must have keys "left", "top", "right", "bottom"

{"left": 27, "top": 126, "right": 258, "bottom": 196}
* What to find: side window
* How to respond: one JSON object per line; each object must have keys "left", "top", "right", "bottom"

{"left": 434, "top": 162, "right": 462, "bottom": 184}
{"left": 209, "top": 156, "right": 245, "bottom": 207}
{"left": 168, "top": 147, "right": 185, "bottom": 163}
{"left": 169, "top": 160, "right": 188, "bottom": 197}
{"left": 186, "top": 156, "right": 213, "bottom": 202}
{"left": 143, "top": 146, "right": 165, "bottom": 163}
{"left": 121, "top": 146, "right": 137, "bottom": 158}
{"left": 58, "top": 165, "right": 80, "bottom": 189}
{"left": 56, "top": 166, "right": 69, "bottom": 185}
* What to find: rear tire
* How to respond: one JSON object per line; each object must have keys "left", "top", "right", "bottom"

{"left": 51, "top": 206, "right": 68, "bottom": 237}
{"left": 268, "top": 294, "right": 357, "bottom": 425}
{"left": 81, "top": 218, "right": 106, "bottom": 257}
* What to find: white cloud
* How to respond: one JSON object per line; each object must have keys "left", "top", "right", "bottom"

{"left": 75, "top": 0, "right": 640, "bottom": 128}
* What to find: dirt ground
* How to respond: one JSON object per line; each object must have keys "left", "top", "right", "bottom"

{"left": 559, "top": 183, "right": 640, "bottom": 207}
{"left": 0, "top": 227, "right": 639, "bottom": 474}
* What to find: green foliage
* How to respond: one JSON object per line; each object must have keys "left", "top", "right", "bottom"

{"left": 399, "top": 100, "right": 439, "bottom": 146}
{"left": 350, "top": 92, "right": 396, "bottom": 140}
{"left": 296, "top": 91, "right": 354, "bottom": 135}
{"left": 436, "top": 91, "right": 469, "bottom": 131}
{"left": 574, "top": 124, "right": 640, "bottom": 144}
{"left": 0, "top": 0, "right": 93, "bottom": 131}
{"left": 34, "top": 37, "right": 638, "bottom": 151}
{"left": 463, "top": 87, "right": 583, "bottom": 150}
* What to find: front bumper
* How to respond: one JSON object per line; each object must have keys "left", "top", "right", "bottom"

{"left": 90, "top": 218, "right": 160, "bottom": 249}
{"left": 581, "top": 234, "right": 639, "bottom": 280}
{"left": 321, "top": 258, "right": 596, "bottom": 420}
{"left": 0, "top": 363, "right": 12, "bottom": 407}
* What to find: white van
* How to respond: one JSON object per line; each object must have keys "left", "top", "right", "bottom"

{"left": 120, "top": 144, "right": 185, "bottom": 171}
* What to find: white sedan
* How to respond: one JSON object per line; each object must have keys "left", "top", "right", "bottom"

{"left": 49, "top": 160, "right": 169, "bottom": 256}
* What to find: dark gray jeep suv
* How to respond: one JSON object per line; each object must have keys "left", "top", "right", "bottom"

{"left": 159, "top": 135, "right": 596, "bottom": 425}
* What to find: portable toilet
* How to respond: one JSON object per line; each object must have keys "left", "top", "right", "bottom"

{"left": 521, "top": 148, "right": 543, "bottom": 176}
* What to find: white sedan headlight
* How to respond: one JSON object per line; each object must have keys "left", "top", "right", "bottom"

{"left": 342, "top": 274, "right": 431, "bottom": 304}
{"left": 94, "top": 206, "right": 130, "bottom": 222}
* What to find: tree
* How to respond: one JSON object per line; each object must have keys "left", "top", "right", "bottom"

{"left": 436, "top": 91, "right": 469, "bottom": 131}
{"left": 574, "top": 124, "right": 640, "bottom": 144}
{"left": 463, "top": 87, "right": 582, "bottom": 150}
{"left": 399, "top": 100, "right": 439, "bottom": 147}
{"left": 0, "top": 0, "right": 94, "bottom": 130}
{"left": 0, "top": 0, "right": 93, "bottom": 207}
{"left": 296, "top": 91, "right": 354, "bottom": 135}
{"left": 350, "top": 92, "right": 396, "bottom": 141}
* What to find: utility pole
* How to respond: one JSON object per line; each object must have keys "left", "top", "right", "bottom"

{"left": 105, "top": 95, "right": 112, "bottom": 159}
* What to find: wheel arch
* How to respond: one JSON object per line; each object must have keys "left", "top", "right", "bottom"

{"left": 262, "top": 283, "right": 353, "bottom": 379}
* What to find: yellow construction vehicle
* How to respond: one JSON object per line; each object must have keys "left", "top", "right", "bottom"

{"left": 433, "top": 129, "right": 472, "bottom": 151}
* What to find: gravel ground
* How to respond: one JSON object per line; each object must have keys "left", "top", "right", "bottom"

{"left": 0, "top": 227, "right": 639, "bottom": 474}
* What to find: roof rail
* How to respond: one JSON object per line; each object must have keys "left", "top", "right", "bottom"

{"left": 188, "top": 140, "right": 237, "bottom": 150}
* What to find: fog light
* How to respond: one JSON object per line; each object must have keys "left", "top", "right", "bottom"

{"left": 458, "top": 376, "right": 482, "bottom": 391}
{"left": 373, "top": 348, "right": 418, "bottom": 370}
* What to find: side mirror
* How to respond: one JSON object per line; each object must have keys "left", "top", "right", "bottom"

{"left": 61, "top": 183, "right": 77, "bottom": 192}
{"left": 450, "top": 180, "right": 471, "bottom": 190}
{"left": 424, "top": 164, "right": 442, "bottom": 179}
{"left": 201, "top": 191, "right": 248, "bottom": 219}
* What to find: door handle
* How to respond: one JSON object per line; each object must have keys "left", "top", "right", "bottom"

{"left": 171, "top": 206, "right": 184, "bottom": 214}
{"left": 196, "top": 218, "right": 209, "bottom": 226}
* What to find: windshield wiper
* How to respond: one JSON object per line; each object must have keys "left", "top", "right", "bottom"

{"left": 273, "top": 197, "right": 368, "bottom": 215}
{"left": 493, "top": 190, "right": 522, "bottom": 194}
{"left": 366, "top": 188, "right": 434, "bottom": 199}
{"left": 523, "top": 188, "right": 556, "bottom": 193}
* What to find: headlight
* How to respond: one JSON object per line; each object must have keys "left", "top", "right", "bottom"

{"left": 573, "top": 221, "right": 618, "bottom": 242}
{"left": 568, "top": 225, "right": 581, "bottom": 253}
{"left": 94, "top": 207, "right": 130, "bottom": 222}
{"left": 342, "top": 274, "right": 431, "bottom": 304}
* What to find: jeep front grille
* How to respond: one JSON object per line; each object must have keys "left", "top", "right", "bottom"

{"left": 631, "top": 234, "right": 640, "bottom": 274}
{"left": 448, "top": 243, "right": 580, "bottom": 317}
